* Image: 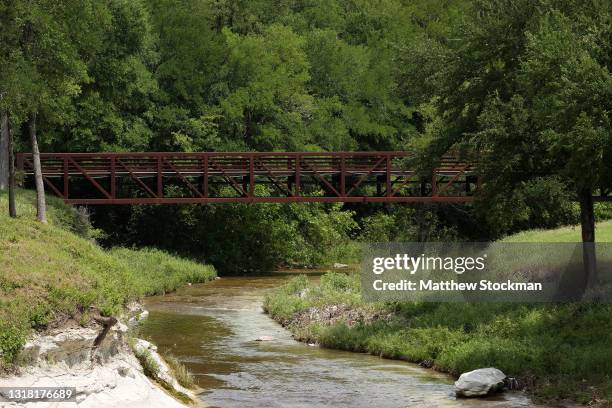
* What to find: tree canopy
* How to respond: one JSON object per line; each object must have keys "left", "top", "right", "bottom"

{"left": 1, "top": 0, "right": 611, "bottom": 269}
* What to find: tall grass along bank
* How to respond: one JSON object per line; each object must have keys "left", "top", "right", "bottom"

{"left": 264, "top": 223, "right": 612, "bottom": 406}
{"left": 0, "top": 190, "right": 216, "bottom": 371}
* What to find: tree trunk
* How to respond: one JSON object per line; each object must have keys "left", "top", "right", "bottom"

{"left": 416, "top": 205, "right": 429, "bottom": 242}
{"left": 28, "top": 112, "right": 47, "bottom": 223}
{"left": 579, "top": 188, "right": 597, "bottom": 286}
{"left": 7, "top": 113, "right": 16, "bottom": 218}
{"left": 0, "top": 111, "right": 8, "bottom": 190}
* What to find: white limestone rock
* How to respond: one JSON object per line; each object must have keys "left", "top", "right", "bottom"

{"left": 454, "top": 367, "right": 506, "bottom": 397}
{"left": 19, "top": 327, "right": 121, "bottom": 367}
{"left": 3, "top": 332, "right": 191, "bottom": 408}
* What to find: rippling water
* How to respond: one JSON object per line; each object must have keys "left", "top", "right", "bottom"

{"left": 140, "top": 274, "right": 544, "bottom": 408}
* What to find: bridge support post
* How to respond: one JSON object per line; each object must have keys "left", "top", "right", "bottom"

{"left": 109, "top": 157, "right": 116, "bottom": 199}
{"left": 202, "top": 156, "right": 209, "bottom": 197}
{"left": 386, "top": 154, "right": 391, "bottom": 197}
{"left": 295, "top": 155, "right": 301, "bottom": 197}
{"left": 156, "top": 156, "right": 163, "bottom": 197}
{"left": 376, "top": 175, "right": 384, "bottom": 196}
{"left": 340, "top": 155, "right": 346, "bottom": 197}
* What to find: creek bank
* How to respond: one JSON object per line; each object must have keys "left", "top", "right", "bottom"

{"left": 267, "top": 301, "right": 568, "bottom": 404}
{"left": 264, "top": 272, "right": 612, "bottom": 407}
{"left": 269, "top": 302, "right": 546, "bottom": 402}
{"left": 288, "top": 303, "right": 391, "bottom": 333}
{"left": 0, "top": 303, "right": 199, "bottom": 408}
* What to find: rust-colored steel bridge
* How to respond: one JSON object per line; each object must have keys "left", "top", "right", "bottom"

{"left": 16, "top": 152, "right": 478, "bottom": 205}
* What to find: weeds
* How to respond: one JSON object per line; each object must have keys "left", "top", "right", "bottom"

{"left": 164, "top": 354, "right": 195, "bottom": 389}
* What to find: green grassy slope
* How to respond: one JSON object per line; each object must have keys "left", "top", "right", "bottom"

{"left": 0, "top": 190, "right": 216, "bottom": 369}
{"left": 502, "top": 220, "right": 612, "bottom": 242}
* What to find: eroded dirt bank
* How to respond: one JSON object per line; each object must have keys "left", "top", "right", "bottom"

{"left": 0, "top": 304, "right": 199, "bottom": 408}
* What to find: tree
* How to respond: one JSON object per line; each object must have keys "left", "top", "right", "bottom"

{"left": 0, "top": 2, "right": 19, "bottom": 195}
{"left": 28, "top": 113, "right": 46, "bottom": 222}
{"left": 46, "top": 0, "right": 158, "bottom": 152}
{"left": 0, "top": 2, "right": 23, "bottom": 217}
{"left": 0, "top": 111, "right": 8, "bottom": 190}
{"left": 146, "top": 0, "right": 224, "bottom": 151}
{"left": 7, "top": 112, "right": 16, "bottom": 218}
{"left": 215, "top": 24, "right": 313, "bottom": 151}
{"left": 0, "top": 99, "right": 17, "bottom": 219}
{"left": 413, "top": 0, "right": 612, "bottom": 282}
{"left": 3, "top": 0, "right": 100, "bottom": 222}
{"left": 0, "top": 90, "right": 18, "bottom": 220}
{"left": 516, "top": 10, "right": 612, "bottom": 281}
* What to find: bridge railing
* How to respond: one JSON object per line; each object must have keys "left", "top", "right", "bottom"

{"left": 15, "top": 151, "right": 478, "bottom": 204}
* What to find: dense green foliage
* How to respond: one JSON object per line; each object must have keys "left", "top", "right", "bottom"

{"left": 4, "top": 0, "right": 461, "bottom": 152}
{"left": 2, "top": 0, "right": 611, "bottom": 270}
{"left": 407, "top": 0, "right": 612, "bottom": 237}
{"left": 0, "top": 189, "right": 216, "bottom": 369}
{"left": 101, "top": 188, "right": 360, "bottom": 272}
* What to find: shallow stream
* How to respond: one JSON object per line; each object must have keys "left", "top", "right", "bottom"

{"left": 141, "top": 274, "right": 543, "bottom": 408}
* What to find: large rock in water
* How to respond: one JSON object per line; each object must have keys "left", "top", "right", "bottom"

{"left": 454, "top": 368, "right": 506, "bottom": 397}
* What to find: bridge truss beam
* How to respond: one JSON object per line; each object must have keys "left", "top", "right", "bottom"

{"left": 16, "top": 152, "right": 478, "bottom": 205}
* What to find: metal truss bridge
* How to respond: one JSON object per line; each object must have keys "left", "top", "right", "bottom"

{"left": 16, "top": 152, "right": 478, "bottom": 205}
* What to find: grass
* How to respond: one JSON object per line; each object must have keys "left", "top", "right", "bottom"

{"left": 0, "top": 190, "right": 216, "bottom": 370}
{"left": 132, "top": 345, "right": 194, "bottom": 404}
{"left": 264, "top": 221, "right": 612, "bottom": 406}
{"left": 163, "top": 354, "right": 195, "bottom": 389}
{"left": 501, "top": 220, "right": 612, "bottom": 242}
{"left": 110, "top": 247, "right": 216, "bottom": 296}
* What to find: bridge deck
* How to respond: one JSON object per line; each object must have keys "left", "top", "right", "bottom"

{"left": 16, "top": 152, "right": 478, "bottom": 204}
